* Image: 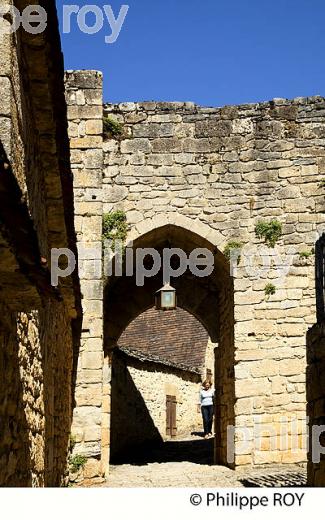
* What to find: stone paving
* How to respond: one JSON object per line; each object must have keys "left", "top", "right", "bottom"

{"left": 77, "top": 434, "right": 307, "bottom": 488}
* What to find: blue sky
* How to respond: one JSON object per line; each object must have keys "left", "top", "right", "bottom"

{"left": 57, "top": 0, "right": 325, "bottom": 106}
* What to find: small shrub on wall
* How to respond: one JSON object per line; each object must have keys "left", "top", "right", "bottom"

{"left": 102, "top": 210, "right": 128, "bottom": 251}
{"left": 69, "top": 454, "right": 87, "bottom": 474}
{"left": 255, "top": 219, "right": 282, "bottom": 248}
{"left": 224, "top": 241, "right": 243, "bottom": 264}
{"left": 103, "top": 116, "right": 123, "bottom": 140}
{"left": 264, "top": 283, "right": 276, "bottom": 297}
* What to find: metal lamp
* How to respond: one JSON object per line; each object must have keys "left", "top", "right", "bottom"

{"left": 155, "top": 282, "right": 177, "bottom": 311}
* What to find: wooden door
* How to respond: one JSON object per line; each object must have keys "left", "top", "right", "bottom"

{"left": 166, "top": 395, "right": 177, "bottom": 437}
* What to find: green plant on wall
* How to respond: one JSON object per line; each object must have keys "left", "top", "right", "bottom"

{"left": 255, "top": 219, "right": 282, "bottom": 248}
{"left": 224, "top": 241, "right": 243, "bottom": 264}
{"left": 264, "top": 283, "right": 276, "bottom": 297}
{"left": 103, "top": 115, "right": 123, "bottom": 139}
{"left": 69, "top": 454, "right": 87, "bottom": 474}
{"left": 69, "top": 434, "right": 76, "bottom": 453}
{"left": 102, "top": 210, "right": 128, "bottom": 251}
{"left": 299, "top": 249, "right": 314, "bottom": 259}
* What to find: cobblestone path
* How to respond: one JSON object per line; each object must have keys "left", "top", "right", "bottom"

{"left": 78, "top": 435, "right": 307, "bottom": 488}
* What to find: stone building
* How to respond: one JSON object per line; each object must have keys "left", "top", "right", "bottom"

{"left": 109, "top": 306, "right": 216, "bottom": 460}
{"left": 66, "top": 70, "right": 325, "bottom": 483}
{"left": 0, "top": 1, "right": 81, "bottom": 486}
{"left": 110, "top": 345, "right": 203, "bottom": 462}
{"left": 1, "top": 1, "right": 325, "bottom": 487}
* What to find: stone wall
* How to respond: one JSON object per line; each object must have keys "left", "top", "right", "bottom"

{"left": 110, "top": 349, "right": 202, "bottom": 461}
{"left": 62, "top": 73, "right": 325, "bottom": 476}
{"left": 215, "top": 277, "right": 235, "bottom": 466}
{"left": 102, "top": 97, "right": 325, "bottom": 466}
{"left": 0, "top": 1, "right": 80, "bottom": 486}
{"left": 307, "top": 323, "right": 325, "bottom": 486}
{"left": 64, "top": 71, "right": 105, "bottom": 479}
{"left": 0, "top": 300, "right": 75, "bottom": 487}
{"left": 0, "top": 305, "right": 36, "bottom": 486}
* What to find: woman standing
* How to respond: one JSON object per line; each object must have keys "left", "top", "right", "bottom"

{"left": 198, "top": 380, "right": 214, "bottom": 439}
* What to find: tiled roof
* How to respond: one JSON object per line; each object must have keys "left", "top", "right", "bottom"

{"left": 115, "top": 345, "right": 202, "bottom": 375}
{"left": 118, "top": 307, "right": 209, "bottom": 369}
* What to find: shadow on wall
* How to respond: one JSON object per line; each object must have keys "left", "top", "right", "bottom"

{"left": 0, "top": 313, "right": 33, "bottom": 486}
{"left": 0, "top": 301, "right": 80, "bottom": 487}
{"left": 306, "top": 234, "right": 325, "bottom": 486}
{"left": 110, "top": 354, "right": 163, "bottom": 463}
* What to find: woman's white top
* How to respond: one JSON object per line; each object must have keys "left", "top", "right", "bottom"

{"left": 199, "top": 387, "right": 214, "bottom": 407}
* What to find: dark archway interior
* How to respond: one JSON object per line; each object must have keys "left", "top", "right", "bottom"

{"left": 105, "top": 224, "right": 235, "bottom": 467}
{"left": 104, "top": 224, "right": 229, "bottom": 349}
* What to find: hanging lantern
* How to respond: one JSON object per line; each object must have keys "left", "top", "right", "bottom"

{"left": 155, "top": 282, "right": 177, "bottom": 311}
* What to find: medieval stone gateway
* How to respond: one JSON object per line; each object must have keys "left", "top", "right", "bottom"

{"left": 0, "top": 6, "right": 325, "bottom": 484}
{"left": 65, "top": 70, "right": 325, "bottom": 483}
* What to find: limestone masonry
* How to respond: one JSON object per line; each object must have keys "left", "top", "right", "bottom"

{"left": 0, "top": 1, "right": 81, "bottom": 486}
{"left": 64, "top": 70, "right": 325, "bottom": 484}
{"left": 1, "top": 19, "right": 325, "bottom": 485}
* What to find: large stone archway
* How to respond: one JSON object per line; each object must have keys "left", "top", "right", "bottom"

{"left": 103, "top": 222, "right": 235, "bottom": 470}
{"left": 104, "top": 222, "right": 230, "bottom": 347}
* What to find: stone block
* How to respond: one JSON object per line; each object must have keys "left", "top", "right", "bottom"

{"left": 156, "top": 166, "right": 182, "bottom": 177}
{"left": 78, "top": 369, "right": 103, "bottom": 384}
{"left": 73, "top": 406, "right": 102, "bottom": 427}
{"left": 120, "top": 138, "right": 151, "bottom": 153}
{"left": 70, "top": 136, "right": 102, "bottom": 149}
{"left": 133, "top": 123, "right": 174, "bottom": 138}
{"left": 0, "top": 29, "right": 11, "bottom": 73}
{"left": 82, "top": 458, "right": 102, "bottom": 478}
{"left": 102, "top": 185, "right": 128, "bottom": 203}
{"left": 236, "top": 379, "right": 270, "bottom": 398}
{"left": 102, "top": 396, "right": 110, "bottom": 414}
{"left": 279, "top": 358, "right": 304, "bottom": 376}
{"left": 75, "top": 201, "right": 102, "bottom": 216}
{"left": 181, "top": 138, "right": 210, "bottom": 152}
{"left": 147, "top": 153, "right": 174, "bottom": 166}
{"left": 235, "top": 398, "right": 253, "bottom": 415}
{"left": 85, "top": 149, "right": 103, "bottom": 169}
{"left": 151, "top": 138, "right": 182, "bottom": 152}
{"left": 84, "top": 427, "right": 102, "bottom": 442}
{"left": 84, "top": 89, "right": 102, "bottom": 105}
{"left": 272, "top": 376, "right": 287, "bottom": 394}
{"left": 75, "top": 385, "right": 102, "bottom": 407}
{"left": 85, "top": 119, "right": 103, "bottom": 135}
{"left": 195, "top": 120, "right": 232, "bottom": 137}
{"left": 81, "top": 352, "right": 103, "bottom": 371}
{"left": 0, "top": 117, "right": 11, "bottom": 157}
{"left": 253, "top": 450, "right": 282, "bottom": 465}
{"left": 0, "top": 77, "right": 11, "bottom": 116}
{"left": 65, "top": 70, "right": 102, "bottom": 89}
{"left": 67, "top": 105, "right": 102, "bottom": 120}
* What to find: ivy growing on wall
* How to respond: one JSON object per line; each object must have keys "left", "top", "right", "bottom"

{"left": 255, "top": 219, "right": 282, "bottom": 248}
{"left": 102, "top": 210, "right": 128, "bottom": 251}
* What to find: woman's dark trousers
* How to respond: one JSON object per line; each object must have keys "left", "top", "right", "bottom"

{"left": 201, "top": 405, "right": 214, "bottom": 435}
